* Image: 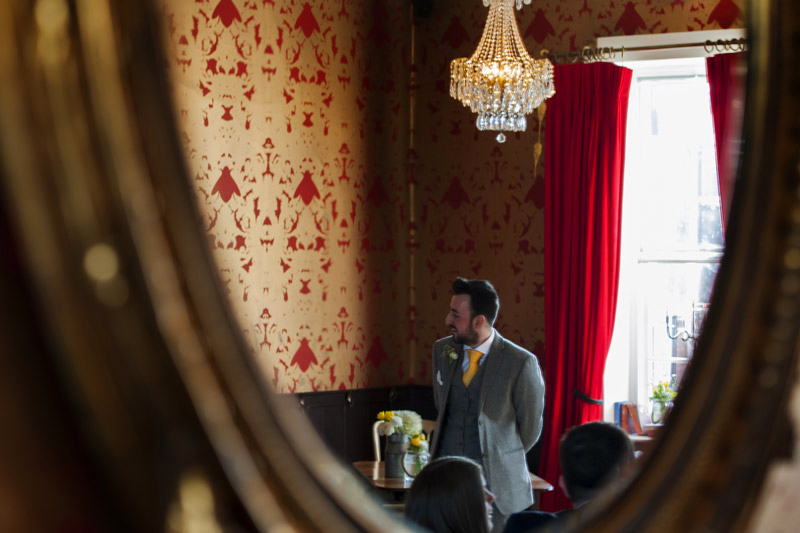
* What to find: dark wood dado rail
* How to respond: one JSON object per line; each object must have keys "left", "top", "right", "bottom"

{"left": 287, "top": 385, "right": 544, "bottom": 473}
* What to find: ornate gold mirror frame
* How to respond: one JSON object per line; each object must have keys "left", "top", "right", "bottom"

{"left": 1, "top": 0, "right": 798, "bottom": 531}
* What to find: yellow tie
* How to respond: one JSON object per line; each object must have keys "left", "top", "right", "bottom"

{"left": 463, "top": 349, "right": 483, "bottom": 387}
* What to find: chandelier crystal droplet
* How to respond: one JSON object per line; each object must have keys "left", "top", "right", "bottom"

{"left": 449, "top": 0, "right": 555, "bottom": 138}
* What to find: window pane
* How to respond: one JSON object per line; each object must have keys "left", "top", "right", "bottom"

{"left": 636, "top": 262, "right": 719, "bottom": 410}
{"left": 633, "top": 76, "right": 723, "bottom": 252}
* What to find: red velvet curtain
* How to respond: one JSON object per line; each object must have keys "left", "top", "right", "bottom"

{"left": 706, "top": 52, "right": 745, "bottom": 233}
{"left": 539, "top": 63, "right": 632, "bottom": 512}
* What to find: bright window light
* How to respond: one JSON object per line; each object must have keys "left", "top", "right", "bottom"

{"left": 603, "top": 57, "right": 724, "bottom": 425}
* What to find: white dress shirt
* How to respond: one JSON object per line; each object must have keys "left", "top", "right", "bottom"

{"left": 461, "top": 328, "right": 495, "bottom": 371}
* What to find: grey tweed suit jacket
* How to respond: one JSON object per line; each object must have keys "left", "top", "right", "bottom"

{"left": 430, "top": 331, "right": 545, "bottom": 516}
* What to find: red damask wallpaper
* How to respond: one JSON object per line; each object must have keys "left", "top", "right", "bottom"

{"left": 164, "top": 0, "right": 413, "bottom": 392}
{"left": 162, "top": 0, "right": 744, "bottom": 393}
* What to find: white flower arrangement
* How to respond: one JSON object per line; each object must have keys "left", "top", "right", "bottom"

{"left": 396, "top": 410, "right": 423, "bottom": 437}
{"left": 376, "top": 410, "right": 424, "bottom": 442}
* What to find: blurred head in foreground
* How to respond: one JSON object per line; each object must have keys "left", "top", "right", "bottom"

{"left": 560, "top": 421, "right": 635, "bottom": 506}
{"left": 405, "top": 456, "right": 493, "bottom": 533}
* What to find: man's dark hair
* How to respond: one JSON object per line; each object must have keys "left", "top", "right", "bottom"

{"left": 559, "top": 422, "right": 634, "bottom": 505}
{"left": 452, "top": 278, "right": 500, "bottom": 325}
{"left": 405, "top": 457, "right": 489, "bottom": 533}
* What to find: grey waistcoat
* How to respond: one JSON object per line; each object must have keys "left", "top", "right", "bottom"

{"left": 437, "top": 359, "right": 487, "bottom": 463}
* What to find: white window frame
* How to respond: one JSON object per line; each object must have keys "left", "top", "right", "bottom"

{"left": 601, "top": 30, "right": 742, "bottom": 423}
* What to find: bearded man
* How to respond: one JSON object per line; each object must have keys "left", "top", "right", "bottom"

{"left": 431, "top": 277, "right": 545, "bottom": 533}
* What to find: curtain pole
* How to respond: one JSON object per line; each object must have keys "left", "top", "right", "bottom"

{"left": 544, "top": 37, "right": 747, "bottom": 64}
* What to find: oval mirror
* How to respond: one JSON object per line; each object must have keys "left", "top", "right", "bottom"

{"left": 1, "top": 0, "right": 799, "bottom": 532}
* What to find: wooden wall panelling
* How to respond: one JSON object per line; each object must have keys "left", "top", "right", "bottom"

{"left": 292, "top": 385, "right": 436, "bottom": 463}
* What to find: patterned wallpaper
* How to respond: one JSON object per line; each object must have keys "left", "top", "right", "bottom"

{"left": 162, "top": 0, "right": 744, "bottom": 393}
{"left": 163, "top": 0, "right": 413, "bottom": 392}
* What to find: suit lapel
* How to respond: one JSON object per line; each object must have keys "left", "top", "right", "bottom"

{"left": 479, "top": 332, "right": 505, "bottom": 411}
{"left": 433, "top": 340, "right": 462, "bottom": 457}
{"left": 441, "top": 342, "right": 461, "bottom": 405}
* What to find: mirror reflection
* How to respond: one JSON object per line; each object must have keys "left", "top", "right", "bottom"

{"left": 159, "top": 0, "right": 745, "bottom": 530}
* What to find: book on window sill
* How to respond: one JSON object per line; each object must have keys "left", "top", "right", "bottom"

{"left": 614, "top": 401, "right": 644, "bottom": 436}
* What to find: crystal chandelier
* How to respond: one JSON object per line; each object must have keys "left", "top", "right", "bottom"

{"left": 450, "top": 0, "right": 555, "bottom": 143}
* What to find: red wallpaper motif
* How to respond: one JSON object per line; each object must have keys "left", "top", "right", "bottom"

{"left": 163, "top": 0, "right": 744, "bottom": 393}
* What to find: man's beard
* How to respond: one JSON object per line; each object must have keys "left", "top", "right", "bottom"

{"left": 452, "top": 324, "right": 479, "bottom": 346}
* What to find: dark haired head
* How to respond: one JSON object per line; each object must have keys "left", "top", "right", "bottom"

{"left": 405, "top": 457, "right": 491, "bottom": 533}
{"left": 559, "top": 422, "right": 634, "bottom": 505}
{"left": 451, "top": 278, "right": 500, "bottom": 326}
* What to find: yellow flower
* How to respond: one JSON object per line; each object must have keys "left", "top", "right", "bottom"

{"left": 410, "top": 437, "right": 421, "bottom": 447}
{"left": 377, "top": 411, "right": 386, "bottom": 420}
{"left": 385, "top": 411, "right": 394, "bottom": 420}
{"left": 418, "top": 434, "right": 426, "bottom": 441}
